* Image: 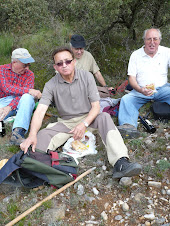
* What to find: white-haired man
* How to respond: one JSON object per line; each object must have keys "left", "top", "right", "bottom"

{"left": 118, "top": 28, "right": 170, "bottom": 138}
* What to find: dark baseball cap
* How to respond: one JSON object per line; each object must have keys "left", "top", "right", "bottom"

{"left": 70, "top": 35, "right": 86, "bottom": 48}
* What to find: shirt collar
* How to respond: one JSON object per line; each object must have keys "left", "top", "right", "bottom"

{"left": 57, "top": 68, "right": 78, "bottom": 84}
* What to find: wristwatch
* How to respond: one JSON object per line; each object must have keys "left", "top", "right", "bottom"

{"left": 83, "top": 121, "right": 89, "bottom": 127}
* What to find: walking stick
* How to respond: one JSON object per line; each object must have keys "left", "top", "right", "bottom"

{"left": 6, "top": 167, "right": 96, "bottom": 226}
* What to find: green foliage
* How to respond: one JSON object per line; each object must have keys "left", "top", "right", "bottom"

{"left": 7, "top": 201, "right": 19, "bottom": 219}
{"left": 7, "top": 145, "right": 20, "bottom": 154}
{"left": 157, "top": 159, "right": 170, "bottom": 171}
{"left": 0, "top": 0, "right": 49, "bottom": 33}
{"left": 42, "top": 200, "right": 53, "bottom": 209}
{"left": 0, "top": 33, "right": 14, "bottom": 57}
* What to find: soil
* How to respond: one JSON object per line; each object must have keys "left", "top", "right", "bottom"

{"left": 0, "top": 117, "right": 169, "bottom": 226}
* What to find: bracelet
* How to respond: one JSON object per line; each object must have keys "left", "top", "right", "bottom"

{"left": 103, "top": 85, "right": 108, "bottom": 87}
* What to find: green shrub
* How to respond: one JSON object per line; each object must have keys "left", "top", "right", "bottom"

{"left": 0, "top": 0, "right": 49, "bottom": 33}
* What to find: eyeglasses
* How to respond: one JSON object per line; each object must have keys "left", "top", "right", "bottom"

{"left": 145, "top": 37, "right": 160, "bottom": 42}
{"left": 55, "top": 59, "right": 73, "bottom": 67}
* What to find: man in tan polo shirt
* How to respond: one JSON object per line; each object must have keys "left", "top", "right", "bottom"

{"left": 20, "top": 46, "right": 142, "bottom": 179}
{"left": 70, "top": 34, "right": 113, "bottom": 90}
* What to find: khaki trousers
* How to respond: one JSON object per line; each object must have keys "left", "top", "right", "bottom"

{"left": 36, "top": 112, "right": 129, "bottom": 166}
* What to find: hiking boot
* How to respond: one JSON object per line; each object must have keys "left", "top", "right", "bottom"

{"left": 113, "top": 157, "right": 142, "bottom": 179}
{"left": 117, "top": 124, "right": 140, "bottom": 139}
{"left": 10, "top": 127, "right": 26, "bottom": 146}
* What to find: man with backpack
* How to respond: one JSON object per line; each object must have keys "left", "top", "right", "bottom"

{"left": 118, "top": 28, "right": 170, "bottom": 138}
{"left": 20, "top": 46, "right": 142, "bottom": 179}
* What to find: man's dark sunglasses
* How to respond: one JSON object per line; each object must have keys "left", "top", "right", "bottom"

{"left": 55, "top": 59, "right": 73, "bottom": 67}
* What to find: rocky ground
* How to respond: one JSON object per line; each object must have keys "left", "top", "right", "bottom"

{"left": 0, "top": 114, "right": 169, "bottom": 226}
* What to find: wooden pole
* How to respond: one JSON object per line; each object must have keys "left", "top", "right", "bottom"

{"left": 6, "top": 167, "right": 96, "bottom": 226}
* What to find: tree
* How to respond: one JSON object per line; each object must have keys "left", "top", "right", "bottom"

{"left": 0, "top": 0, "right": 49, "bottom": 33}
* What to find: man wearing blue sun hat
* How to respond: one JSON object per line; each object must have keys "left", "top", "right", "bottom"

{"left": 0, "top": 48, "right": 41, "bottom": 145}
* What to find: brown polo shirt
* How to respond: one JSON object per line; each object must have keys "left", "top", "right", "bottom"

{"left": 39, "top": 68, "right": 100, "bottom": 119}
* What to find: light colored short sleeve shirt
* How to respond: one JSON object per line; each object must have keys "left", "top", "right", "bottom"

{"left": 128, "top": 45, "right": 170, "bottom": 88}
{"left": 75, "top": 50, "right": 100, "bottom": 74}
{"left": 39, "top": 69, "right": 100, "bottom": 119}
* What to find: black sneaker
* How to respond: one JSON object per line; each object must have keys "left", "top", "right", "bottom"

{"left": 113, "top": 157, "right": 142, "bottom": 179}
{"left": 117, "top": 124, "right": 140, "bottom": 139}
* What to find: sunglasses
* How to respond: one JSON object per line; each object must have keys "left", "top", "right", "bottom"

{"left": 55, "top": 59, "right": 73, "bottom": 67}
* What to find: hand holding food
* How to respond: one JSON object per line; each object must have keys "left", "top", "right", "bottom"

{"left": 145, "top": 83, "right": 155, "bottom": 90}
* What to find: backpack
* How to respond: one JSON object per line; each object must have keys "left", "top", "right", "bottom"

{"left": 151, "top": 102, "right": 170, "bottom": 121}
{"left": 97, "top": 79, "right": 129, "bottom": 98}
{"left": 0, "top": 148, "right": 78, "bottom": 189}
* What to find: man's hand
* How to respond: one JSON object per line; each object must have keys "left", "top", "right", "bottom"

{"left": 29, "top": 89, "right": 42, "bottom": 99}
{"left": 20, "top": 135, "right": 37, "bottom": 154}
{"left": 140, "top": 87, "right": 154, "bottom": 96}
{"left": 108, "top": 86, "right": 114, "bottom": 91}
{"left": 0, "top": 106, "right": 12, "bottom": 121}
{"left": 69, "top": 122, "right": 86, "bottom": 140}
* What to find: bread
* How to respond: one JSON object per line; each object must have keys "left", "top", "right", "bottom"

{"left": 146, "top": 83, "right": 155, "bottom": 90}
{"left": 71, "top": 140, "right": 87, "bottom": 152}
{"left": 0, "top": 159, "right": 8, "bottom": 169}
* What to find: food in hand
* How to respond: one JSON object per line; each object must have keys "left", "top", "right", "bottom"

{"left": 146, "top": 83, "right": 155, "bottom": 90}
{"left": 71, "top": 140, "right": 87, "bottom": 151}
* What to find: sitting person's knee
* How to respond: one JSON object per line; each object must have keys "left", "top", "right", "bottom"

{"left": 20, "top": 93, "right": 35, "bottom": 104}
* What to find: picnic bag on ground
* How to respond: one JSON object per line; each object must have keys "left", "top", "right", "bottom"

{"left": 0, "top": 148, "right": 78, "bottom": 189}
{"left": 151, "top": 102, "right": 170, "bottom": 121}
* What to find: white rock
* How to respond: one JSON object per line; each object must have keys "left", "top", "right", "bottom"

{"left": 93, "top": 187, "right": 99, "bottom": 195}
{"left": 119, "top": 177, "right": 132, "bottom": 186}
{"left": 85, "top": 221, "right": 99, "bottom": 225}
{"left": 117, "top": 200, "right": 124, "bottom": 206}
{"left": 144, "top": 213, "right": 155, "bottom": 220}
{"left": 115, "top": 215, "right": 123, "bottom": 221}
{"left": 148, "top": 181, "right": 161, "bottom": 188}
{"left": 96, "top": 174, "right": 101, "bottom": 178}
{"left": 166, "top": 189, "right": 170, "bottom": 195}
{"left": 145, "top": 139, "right": 152, "bottom": 145}
{"left": 160, "top": 197, "right": 169, "bottom": 202}
{"left": 122, "top": 203, "right": 129, "bottom": 212}
{"left": 77, "top": 184, "right": 84, "bottom": 195}
{"left": 161, "top": 189, "right": 166, "bottom": 195}
{"left": 104, "top": 202, "right": 109, "bottom": 210}
{"left": 101, "top": 211, "right": 108, "bottom": 221}
{"left": 134, "top": 193, "right": 145, "bottom": 202}
{"left": 102, "top": 165, "right": 107, "bottom": 170}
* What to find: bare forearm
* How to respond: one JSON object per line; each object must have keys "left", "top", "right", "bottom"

{"left": 129, "top": 76, "right": 142, "bottom": 93}
{"left": 94, "top": 71, "right": 106, "bottom": 87}
{"left": 29, "top": 104, "right": 48, "bottom": 136}
{"left": 84, "top": 101, "right": 100, "bottom": 125}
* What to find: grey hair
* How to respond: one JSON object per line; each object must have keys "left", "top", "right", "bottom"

{"left": 143, "top": 28, "right": 162, "bottom": 41}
